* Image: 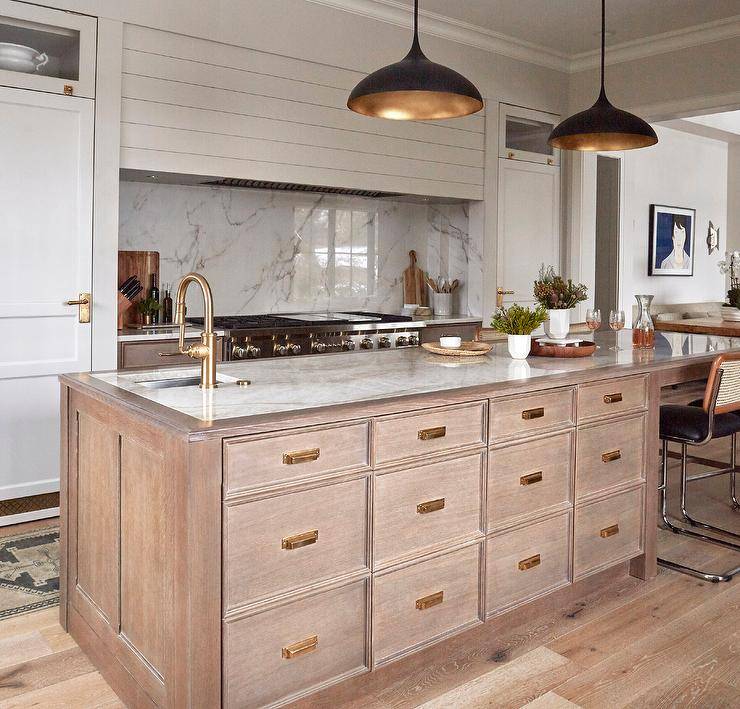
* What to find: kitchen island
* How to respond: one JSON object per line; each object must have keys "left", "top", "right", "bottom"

{"left": 59, "top": 330, "right": 733, "bottom": 709}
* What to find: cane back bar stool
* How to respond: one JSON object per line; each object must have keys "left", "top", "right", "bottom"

{"left": 658, "top": 353, "right": 740, "bottom": 582}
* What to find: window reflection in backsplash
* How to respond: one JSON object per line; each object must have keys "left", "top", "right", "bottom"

{"left": 118, "top": 181, "right": 480, "bottom": 317}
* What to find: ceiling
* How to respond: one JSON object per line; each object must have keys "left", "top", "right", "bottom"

{"left": 397, "top": 0, "right": 739, "bottom": 55}
{"left": 685, "top": 110, "right": 740, "bottom": 135}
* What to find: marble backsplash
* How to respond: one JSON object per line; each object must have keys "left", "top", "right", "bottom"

{"left": 119, "top": 182, "right": 481, "bottom": 317}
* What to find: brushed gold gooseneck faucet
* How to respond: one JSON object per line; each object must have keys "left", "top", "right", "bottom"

{"left": 160, "top": 272, "right": 218, "bottom": 388}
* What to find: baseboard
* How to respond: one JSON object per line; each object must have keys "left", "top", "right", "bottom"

{"left": 0, "top": 479, "right": 59, "bottom": 500}
{"left": 0, "top": 507, "right": 59, "bottom": 527}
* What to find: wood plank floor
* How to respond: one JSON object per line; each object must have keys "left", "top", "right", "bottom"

{"left": 1, "top": 383, "right": 737, "bottom": 708}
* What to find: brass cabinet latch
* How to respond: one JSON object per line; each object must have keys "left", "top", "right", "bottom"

{"left": 281, "top": 529, "right": 318, "bottom": 550}
{"left": 282, "top": 635, "right": 318, "bottom": 659}
{"left": 415, "top": 591, "right": 444, "bottom": 610}
{"left": 418, "top": 426, "right": 446, "bottom": 440}
{"left": 522, "top": 407, "right": 544, "bottom": 420}
{"left": 65, "top": 292, "right": 91, "bottom": 323}
{"left": 601, "top": 450, "right": 622, "bottom": 463}
{"left": 518, "top": 554, "right": 541, "bottom": 571}
{"left": 416, "top": 498, "right": 445, "bottom": 514}
{"left": 600, "top": 524, "right": 620, "bottom": 538}
{"left": 282, "top": 448, "right": 320, "bottom": 465}
{"left": 520, "top": 471, "right": 543, "bottom": 486}
{"left": 603, "top": 392, "right": 623, "bottom": 404}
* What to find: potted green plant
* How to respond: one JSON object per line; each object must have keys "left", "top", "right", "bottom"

{"left": 491, "top": 303, "right": 548, "bottom": 359}
{"left": 136, "top": 297, "right": 161, "bottom": 326}
{"left": 533, "top": 264, "right": 588, "bottom": 339}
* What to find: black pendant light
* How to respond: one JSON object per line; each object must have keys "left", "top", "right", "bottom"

{"left": 347, "top": 0, "right": 483, "bottom": 120}
{"left": 549, "top": 0, "right": 657, "bottom": 151}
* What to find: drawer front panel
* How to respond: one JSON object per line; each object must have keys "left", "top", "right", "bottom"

{"left": 578, "top": 376, "right": 647, "bottom": 422}
{"left": 488, "top": 431, "right": 573, "bottom": 529}
{"left": 224, "top": 579, "right": 368, "bottom": 708}
{"left": 119, "top": 337, "right": 222, "bottom": 369}
{"left": 576, "top": 416, "right": 645, "bottom": 499}
{"left": 374, "top": 453, "right": 484, "bottom": 566}
{"left": 224, "top": 478, "right": 369, "bottom": 609}
{"left": 486, "top": 511, "right": 571, "bottom": 614}
{"left": 373, "top": 544, "right": 481, "bottom": 664}
{"left": 489, "top": 388, "right": 575, "bottom": 443}
{"left": 224, "top": 421, "right": 370, "bottom": 494}
{"left": 574, "top": 486, "right": 644, "bottom": 578}
{"left": 374, "top": 402, "right": 486, "bottom": 466}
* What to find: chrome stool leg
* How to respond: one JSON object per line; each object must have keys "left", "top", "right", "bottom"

{"left": 657, "top": 440, "right": 740, "bottom": 583}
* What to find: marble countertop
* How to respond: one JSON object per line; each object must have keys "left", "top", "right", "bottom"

{"left": 91, "top": 330, "right": 740, "bottom": 423}
{"left": 411, "top": 314, "right": 482, "bottom": 326}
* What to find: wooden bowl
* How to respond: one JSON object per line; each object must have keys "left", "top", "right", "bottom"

{"left": 530, "top": 340, "right": 596, "bottom": 358}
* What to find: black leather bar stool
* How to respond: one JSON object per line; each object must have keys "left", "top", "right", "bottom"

{"left": 658, "top": 353, "right": 740, "bottom": 582}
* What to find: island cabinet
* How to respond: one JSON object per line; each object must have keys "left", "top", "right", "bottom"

{"left": 60, "top": 373, "right": 649, "bottom": 709}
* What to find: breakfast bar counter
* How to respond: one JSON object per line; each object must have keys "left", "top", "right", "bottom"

{"left": 59, "top": 330, "right": 737, "bottom": 709}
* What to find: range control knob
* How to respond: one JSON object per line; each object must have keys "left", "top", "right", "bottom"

{"left": 342, "top": 340, "right": 356, "bottom": 351}
{"left": 396, "top": 335, "right": 409, "bottom": 347}
{"left": 274, "top": 344, "right": 289, "bottom": 356}
{"left": 312, "top": 341, "right": 327, "bottom": 354}
{"left": 232, "top": 344, "right": 261, "bottom": 359}
{"left": 378, "top": 336, "right": 391, "bottom": 349}
{"left": 360, "top": 337, "right": 374, "bottom": 350}
{"left": 287, "top": 343, "right": 302, "bottom": 355}
{"left": 408, "top": 334, "right": 419, "bottom": 346}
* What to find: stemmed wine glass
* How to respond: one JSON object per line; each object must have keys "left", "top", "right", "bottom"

{"left": 586, "top": 308, "right": 601, "bottom": 331}
{"left": 609, "top": 309, "right": 626, "bottom": 350}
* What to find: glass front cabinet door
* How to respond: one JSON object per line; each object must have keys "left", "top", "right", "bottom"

{"left": 0, "top": 0, "right": 96, "bottom": 98}
{"left": 499, "top": 104, "right": 560, "bottom": 166}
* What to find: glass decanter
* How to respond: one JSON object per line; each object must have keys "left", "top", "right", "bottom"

{"left": 632, "top": 294, "right": 655, "bottom": 349}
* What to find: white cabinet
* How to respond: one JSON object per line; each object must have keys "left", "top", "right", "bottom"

{"left": 0, "top": 0, "right": 96, "bottom": 98}
{"left": 499, "top": 104, "right": 560, "bottom": 166}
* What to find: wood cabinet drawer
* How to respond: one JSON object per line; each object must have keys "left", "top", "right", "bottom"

{"left": 374, "top": 402, "right": 486, "bottom": 467}
{"left": 224, "top": 421, "right": 370, "bottom": 494}
{"left": 576, "top": 415, "right": 645, "bottom": 500}
{"left": 373, "top": 544, "right": 482, "bottom": 665}
{"left": 486, "top": 511, "right": 571, "bottom": 616}
{"left": 489, "top": 388, "right": 575, "bottom": 443}
{"left": 224, "top": 478, "right": 369, "bottom": 610}
{"left": 374, "top": 453, "right": 484, "bottom": 567}
{"left": 224, "top": 578, "right": 368, "bottom": 708}
{"left": 578, "top": 376, "right": 647, "bottom": 422}
{"left": 118, "top": 337, "right": 223, "bottom": 369}
{"left": 488, "top": 431, "right": 573, "bottom": 530}
{"left": 574, "top": 486, "right": 644, "bottom": 579}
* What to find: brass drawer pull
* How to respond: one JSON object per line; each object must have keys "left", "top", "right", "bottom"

{"left": 415, "top": 590, "right": 444, "bottom": 610}
{"left": 281, "top": 529, "right": 318, "bottom": 550}
{"left": 520, "top": 471, "right": 543, "bottom": 486}
{"left": 417, "top": 498, "right": 445, "bottom": 514}
{"left": 282, "top": 448, "right": 320, "bottom": 465}
{"left": 600, "top": 524, "right": 620, "bottom": 538}
{"left": 522, "top": 407, "right": 544, "bottom": 420}
{"left": 418, "top": 426, "right": 446, "bottom": 440}
{"left": 603, "top": 392, "right": 623, "bottom": 404}
{"left": 518, "top": 554, "right": 541, "bottom": 571}
{"left": 602, "top": 450, "right": 622, "bottom": 463}
{"left": 281, "top": 635, "right": 318, "bottom": 659}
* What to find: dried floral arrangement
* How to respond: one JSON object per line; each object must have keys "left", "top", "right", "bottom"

{"left": 533, "top": 264, "right": 588, "bottom": 310}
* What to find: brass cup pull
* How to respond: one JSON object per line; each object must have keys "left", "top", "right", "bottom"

{"left": 282, "top": 635, "right": 318, "bottom": 659}
{"left": 520, "top": 471, "right": 543, "bottom": 486}
{"left": 418, "top": 426, "right": 446, "bottom": 440}
{"left": 281, "top": 529, "right": 318, "bottom": 550}
{"left": 522, "top": 407, "right": 545, "bottom": 420}
{"left": 601, "top": 450, "right": 622, "bottom": 463}
{"left": 417, "top": 498, "right": 445, "bottom": 514}
{"left": 600, "top": 524, "right": 620, "bottom": 538}
{"left": 603, "top": 392, "right": 623, "bottom": 404}
{"left": 415, "top": 591, "right": 444, "bottom": 610}
{"left": 518, "top": 554, "right": 541, "bottom": 571}
{"left": 282, "top": 448, "right": 320, "bottom": 465}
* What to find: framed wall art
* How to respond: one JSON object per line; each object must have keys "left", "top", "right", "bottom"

{"left": 649, "top": 204, "right": 695, "bottom": 276}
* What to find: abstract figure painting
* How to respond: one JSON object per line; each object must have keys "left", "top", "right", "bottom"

{"left": 649, "top": 204, "right": 695, "bottom": 276}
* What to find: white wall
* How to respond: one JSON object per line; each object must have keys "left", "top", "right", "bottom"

{"left": 728, "top": 143, "right": 740, "bottom": 255}
{"left": 619, "top": 125, "right": 728, "bottom": 310}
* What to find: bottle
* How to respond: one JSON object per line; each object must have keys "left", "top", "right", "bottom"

{"left": 149, "top": 273, "right": 160, "bottom": 324}
{"left": 162, "top": 285, "right": 173, "bottom": 324}
{"left": 632, "top": 294, "right": 655, "bottom": 349}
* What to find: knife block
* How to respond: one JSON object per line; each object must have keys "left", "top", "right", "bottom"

{"left": 118, "top": 250, "right": 159, "bottom": 329}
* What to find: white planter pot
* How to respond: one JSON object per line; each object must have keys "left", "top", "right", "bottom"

{"left": 545, "top": 308, "right": 570, "bottom": 339}
{"left": 507, "top": 334, "right": 531, "bottom": 360}
{"left": 721, "top": 305, "right": 740, "bottom": 322}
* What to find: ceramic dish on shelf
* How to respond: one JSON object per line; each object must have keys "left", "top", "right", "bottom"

{"left": 421, "top": 341, "right": 492, "bottom": 357}
{"left": 0, "top": 43, "right": 48, "bottom": 73}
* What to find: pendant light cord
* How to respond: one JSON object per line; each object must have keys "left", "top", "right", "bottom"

{"left": 600, "top": 0, "right": 606, "bottom": 92}
{"left": 410, "top": 0, "right": 421, "bottom": 53}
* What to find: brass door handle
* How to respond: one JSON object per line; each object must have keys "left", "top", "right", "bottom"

{"left": 281, "top": 529, "right": 318, "bottom": 550}
{"left": 418, "top": 426, "right": 446, "bottom": 440}
{"left": 603, "top": 392, "right": 623, "bottom": 404}
{"left": 415, "top": 591, "right": 444, "bottom": 610}
{"left": 518, "top": 554, "right": 541, "bottom": 571}
{"left": 520, "top": 471, "right": 543, "bottom": 486}
{"left": 522, "top": 407, "right": 544, "bottom": 420}
{"left": 65, "top": 292, "right": 91, "bottom": 323}
{"left": 600, "top": 524, "right": 620, "bottom": 538}
{"left": 601, "top": 450, "right": 622, "bottom": 463}
{"left": 282, "top": 448, "right": 320, "bottom": 465}
{"left": 282, "top": 635, "right": 318, "bottom": 659}
{"left": 65, "top": 298, "right": 89, "bottom": 306}
{"left": 417, "top": 498, "right": 445, "bottom": 514}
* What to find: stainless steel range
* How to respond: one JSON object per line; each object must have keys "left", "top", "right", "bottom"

{"left": 186, "top": 311, "right": 422, "bottom": 360}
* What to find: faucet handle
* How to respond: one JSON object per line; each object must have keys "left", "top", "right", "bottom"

{"left": 185, "top": 343, "right": 210, "bottom": 360}
{"left": 158, "top": 350, "right": 185, "bottom": 357}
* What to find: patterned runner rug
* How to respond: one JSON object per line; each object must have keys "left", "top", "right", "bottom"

{"left": 0, "top": 525, "right": 60, "bottom": 620}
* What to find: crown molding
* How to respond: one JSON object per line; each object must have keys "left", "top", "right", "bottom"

{"left": 569, "top": 15, "right": 740, "bottom": 73}
{"left": 304, "top": 0, "right": 570, "bottom": 72}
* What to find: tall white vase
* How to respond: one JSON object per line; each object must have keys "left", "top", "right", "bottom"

{"left": 545, "top": 308, "right": 570, "bottom": 339}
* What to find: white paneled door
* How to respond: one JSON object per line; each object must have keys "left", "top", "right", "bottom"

{"left": 0, "top": 88, "right": 93, "bottom": 519}
{"left": 496, "top": 159, "right": 561, "bottom": 307}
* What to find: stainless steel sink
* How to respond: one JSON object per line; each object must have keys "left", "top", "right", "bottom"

{"left": 139, "top": 376, "right": 204, "bottom": 389}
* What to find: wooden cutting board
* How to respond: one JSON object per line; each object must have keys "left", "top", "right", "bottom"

{"left": 403, "top": 250, "right": 427, "bottom": 306}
